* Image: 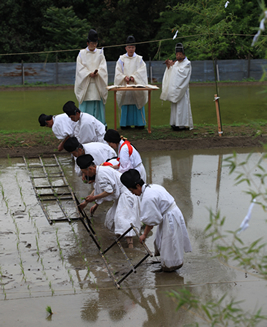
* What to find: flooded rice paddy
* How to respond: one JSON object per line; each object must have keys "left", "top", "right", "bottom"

{"left": 0, "top": 147, "right": 267, "bottom": 326}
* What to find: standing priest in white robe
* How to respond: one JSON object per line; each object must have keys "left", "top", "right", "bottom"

{"left": 38, "top": 113, "right": 76, "bottom": 151}
{"left": 63, "top": 101, "right": 106, "bottom": 144}
{"left": 74, "top": 29, "right": 108, "bottom": 125}
{"left": 160, "top": 43, "right": 193, "bottom": 131}
{"left": 121, "top": 169, "right": 192, "bottom": 271}
{"left": 77, "top": 154, "right": 140, "bottom": 248}
{"left": 114, "top": 35, "right": 148, "bottom": 130}
{"left": 63, "top": 136, "right": 117, "bottom": 176}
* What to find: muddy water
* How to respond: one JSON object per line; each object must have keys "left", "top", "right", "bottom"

{"left": 0, "top": 148, "right": 267, "bottom": 326}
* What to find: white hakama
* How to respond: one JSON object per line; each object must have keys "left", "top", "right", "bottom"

{"left": 140, "top": 184, "right": 192, "bottom": 270}
{"left": 160, "top": 58, "right": 193, "bottom": 130}
{"left": 94, "top": 166, "right": 140, "bottom": 237}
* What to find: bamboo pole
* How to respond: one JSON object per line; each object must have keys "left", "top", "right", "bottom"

{"left": 214, "top": 94, "right": 222, "bottom": 137}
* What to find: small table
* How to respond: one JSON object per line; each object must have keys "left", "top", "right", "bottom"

{"left": 108, "top": 86, "right": 159, "bottom": 133}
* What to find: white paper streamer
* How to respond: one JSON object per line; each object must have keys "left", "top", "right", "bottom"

{"left": 237, "top": 199, "right": 256, "bottom": 234}
{"left": 173, "top": 30, "right": 178, "bottom": 40}
{"left": 252, "top": 11, "right": 267, "bottom": 46}
{"left": 225, "top": 1, "right": 230, "bottom": 8}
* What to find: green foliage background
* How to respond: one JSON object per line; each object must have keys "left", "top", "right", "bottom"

{"left": 0, "top": 0, "right": 265, "bottom": 63}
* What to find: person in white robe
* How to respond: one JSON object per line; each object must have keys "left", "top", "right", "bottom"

{"left": 121, "top": 169, "right": 192, "bottom": 271}
{"left": 74, "top": 29, "right": 108, "bottom": 125}
{"left": 63, "top": 136, "right": 117, "bottom": 176}
{"left": 38, "top": 113, "right": 76, "bottom": 151}
{"left": 77, "top": 154, "right": 140, "bottom": 248}
{"left": 104, "top": 129, "right": 146, "bottom": 182}
{"left": 63, "top": 100, "right": 106, "bottom": 144}
{"left": 114, "top": 35, "right": 148, "bottom": 129}
{"left": 160, "top": 43, "right": 193, "bottom": 131}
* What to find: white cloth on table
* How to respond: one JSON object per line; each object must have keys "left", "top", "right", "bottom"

{"left": 140, "top": 184, "right": 192, "bottom": 270}
{"left": 118, "top": 139, "right": 146, "bottom": 182}
{"left": 93, "top": 166, "right": 140, "bottom": 237}
{"left": 74, "top": 142, "right": 117, "bottom": 176}
{"left": 114, "top": 53, "right": 148, "bottom": 109}
{"left": 73, "top": 112, "right": 105, "bottom": 144}
{"left": 74, "top": 48, "right": 108, "bottom": 105}
{"left": 160, "top": 58, "right": 193, "bottom": 129}
{"left": 52, "top": 113, "right": 76, "bottom": 140}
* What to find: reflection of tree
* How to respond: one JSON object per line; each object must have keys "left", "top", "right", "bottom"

{"left": 162, "top": 152, "right": 193, "bottom": 223}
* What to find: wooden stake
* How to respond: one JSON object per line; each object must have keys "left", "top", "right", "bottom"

{"left": 214, "top": 94, "right": 222, "bottom": 137}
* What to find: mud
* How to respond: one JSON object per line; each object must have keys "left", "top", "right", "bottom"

{"left": 0, "top": 148, "right": 267, "bottom": 326}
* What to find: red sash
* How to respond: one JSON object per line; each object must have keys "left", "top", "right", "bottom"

{"left": 117, "top": 140, "right": 133, "bottom": 166}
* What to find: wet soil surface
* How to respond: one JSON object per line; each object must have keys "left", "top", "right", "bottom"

{"left": 1, "top": 135, "right": 267, "bottom": 158}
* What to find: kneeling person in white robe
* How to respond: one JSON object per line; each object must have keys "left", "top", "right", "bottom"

{"left": 77, "top": 154, "right": 140, "bottom": 248}
{"left": 121, "top": 169, "right": 192, "bottom": 271}
{"left": 63, "top": 101, "right": 106, "bottom": 144}
{"left": 38, "top": 113, "right": 76, "bottom": 151}
{"left": 63, "top": 136, "right": 117, "bottom": 176}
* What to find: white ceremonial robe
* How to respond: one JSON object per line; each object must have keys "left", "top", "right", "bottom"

{"left": 74, "top": 48, "right": 108, "bottom": 105}
{"left": 114, "top": 53, "right": 148, "bottom": 109}
{"left": 118, "top": 140, "right": 146, "bottom": 182}
{"left": 160, "top": 58, "right": 193, "bottom": 130}
{"left": 140, "top": 184, "right": 192, "bottom": 270}
{"left": 52, "top": 113, "right": 76, "bottom": 140}
{"left": 73, "top": 112, "right": 105, "bottom": 144}
{"left": 94, "top": 166, "right": 140, "bottom": 237}
{"left": 74, "top": 142, "right": 117, "bottom": 176}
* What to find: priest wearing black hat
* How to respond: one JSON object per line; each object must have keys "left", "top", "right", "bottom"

{"left": 63, "top": 100, "right": 106, "bottom": 144}
{"left": 160, "top": 43, "right": 193, "bottom": 131}
{"left": 120, "top": 169, "right": 192, "bottom": 271}
{"left": 114, "top": 35, "right": 148, "bottom": 130}
{"left": 76, "top": 154, "right": 141, "bottom": 248}
{"left": 74, "top": 29, "right": 108, "bottom": 125}
{"left": 38, "top": 112, "right": 76, "bottom": 151}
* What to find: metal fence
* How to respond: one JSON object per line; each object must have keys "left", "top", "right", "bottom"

{"left": 0, "top": 58, "right": 266, "bottom": 86}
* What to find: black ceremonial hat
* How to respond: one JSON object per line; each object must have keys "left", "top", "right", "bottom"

{"left": 175, "top": 43, "right": 185, "bottom": 54}
{"left": 63, "top": 137, "right": 80, "bottom": 152}
{"left": 76, "top": 154, "right": 95, "bottom": 169}
{"left": 63, "top": 101, "right": 79, "bottom": 116}
{"left": 104, "top": 129, "right": 121, "bottom": 144}
{"left": 87, "top": 29, "right": 98, "bottom": 42}
{"left": 120, "top": 169, "right": 141, "bottom": 188}
{"left": 38, "top": 114, "right": 52, "bottom": 127}
{"left": 126, "top": 35, "right": 136, "bottom": 45}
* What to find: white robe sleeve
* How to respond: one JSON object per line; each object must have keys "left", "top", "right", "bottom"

{"left": 74, "top": 52, "right": 91, "bottom": 104}
{"left": 94, "top": 52, "right": 108, "bottom": 104}
{"left": 166, "top": 62, "right": 191, "bottom": 104}
{"left": 118, "top": 144, "right": 132, "bottom": 174}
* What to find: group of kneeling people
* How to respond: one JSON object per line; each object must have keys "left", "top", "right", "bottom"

{"left": 38, "top": 103, "right": 192, "bottom": 272}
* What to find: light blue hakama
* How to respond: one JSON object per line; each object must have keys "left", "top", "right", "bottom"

{"left": 79, "top": 100, "right": 106, "bottom": 125}
{"left": 120, "top": 105, "right": 146, "bottom": 127}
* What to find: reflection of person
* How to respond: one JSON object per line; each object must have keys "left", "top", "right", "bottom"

{"left": 104, "top": 129, "right": 146, "bottom": 182}
{"left": 77, "top": 154, "right": 140, "bottom": 248}
{"left": 121, "top": 169, "right": 192, "bottom": 271}
{"left": 160, "top": 43, "right": 193, "bottom": 131}
{"left": 114, "top": 35, "right": 148, "bottom": 129}
{"left": 38, "top": 113, "right": 76, "bottom": 151}
{"left": 74, "top": 29, "right": 108, "bottom": 125}
{"left": 63, "top": 101, "right": 105, "bottom": 144}
{"left": 63, "top": 136, "right": 116, "bottom": 176}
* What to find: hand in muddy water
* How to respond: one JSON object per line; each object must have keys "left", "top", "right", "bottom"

{"left": 78, "top": 201, "right": 87, "bottom": 210}
{"left": 90, "top": 203, "right": 98, "bottom": 215}
{"left": 139, "top": 234, "right": 146, "bottom": 243}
